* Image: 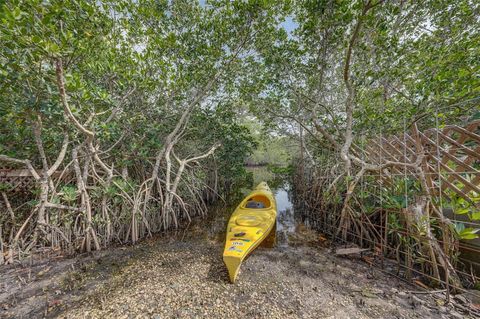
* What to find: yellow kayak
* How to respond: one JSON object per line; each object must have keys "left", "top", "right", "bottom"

{"left": 223, "top": 182, "right": 277, "bottom": 283}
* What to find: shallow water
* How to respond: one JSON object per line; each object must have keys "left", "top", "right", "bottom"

{"left": 273, "top": 184, "right": 295, "bottom": 247}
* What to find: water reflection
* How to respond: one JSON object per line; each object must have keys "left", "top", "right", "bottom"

{"left": 274, "top": 186, "right": 294, "bottom": 247}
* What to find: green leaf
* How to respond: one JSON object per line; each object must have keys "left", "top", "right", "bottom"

{"left": 13, "top": 7, "right": 24, "bottom": 20}
{"left": 470, "top": 211, "right": 480, "bottom": 221}
{"left": 456, "top": 207, "right": 470, "bottom": 215}
{"left": 457, "top": 227, "right": 480, "bottom": 240}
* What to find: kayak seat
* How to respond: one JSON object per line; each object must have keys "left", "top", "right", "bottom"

{"left": 245, "top": 200, "right": 265, "bottom": 209}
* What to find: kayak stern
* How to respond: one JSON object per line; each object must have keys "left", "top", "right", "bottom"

{"left": 223, "top": 255, "right": 242, "bottom": 283}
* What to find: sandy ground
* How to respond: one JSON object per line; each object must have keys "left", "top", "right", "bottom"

{"left": 1, "top": 221, "right": 477, "bottom": 319}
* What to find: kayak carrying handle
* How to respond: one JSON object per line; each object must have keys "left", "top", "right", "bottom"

{"left": 234, "top": 232, "right": 246, "bottom": 237}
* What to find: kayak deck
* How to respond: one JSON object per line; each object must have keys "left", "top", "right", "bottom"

{"left": 223, "top": 182, "right": 277, "bottom": 283}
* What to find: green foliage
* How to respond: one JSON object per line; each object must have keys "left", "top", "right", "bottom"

{"left": 388, "top": 213, "right": 403, "bottom": 239}
{"left": 447, "top": 191, "right": 480, "bottom": 240}
{"left": 380, "top": 177, "right": 421, "bottom": 210}
{"left": 268, "top": 164, "right": 293, "bottom": 175}
{"left": 453, "top": 223, "right": 480, "bottom": 240}
{"left": 0, "top": 0, "right": 281, "bottom": 186}
{"left": 60, "top": 185, "right": 77, "bottom": 203}
{"left": 244, "top": 0, "right": 480, "bottom": 144}
{"left": 188, "top": 104, "right": 257, "bottom": 185}
{"left": 241, "top": 118, "right": 297, "bottom": 166}
{"left": 0, "top": 182, "right": 11, "bottom": 192}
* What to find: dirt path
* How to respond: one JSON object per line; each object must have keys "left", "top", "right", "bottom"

{"left": 0, "top": 224, "right": 474, "bottom": 319}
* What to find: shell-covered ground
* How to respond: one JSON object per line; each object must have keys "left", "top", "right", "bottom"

{"left": 1, "top": 223, "right": 474, "bottom": 319}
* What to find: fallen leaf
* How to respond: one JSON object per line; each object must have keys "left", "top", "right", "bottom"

{"left": 361, "top": 289, "right": 377, "bottom": 298}
{"left": 435, "top": 299, "right": 445, "bottom": 306}
{"left": 37, "top": 266, "right": 52, "bottom": 277}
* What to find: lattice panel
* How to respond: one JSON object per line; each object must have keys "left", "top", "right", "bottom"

{"left": 364, "top": 120, "right": 480, "bottom": 209}
{"left": 0, "top": 169, "right": 38, "bottom": 193}
{"left": 422, "top": 120, "right": 480, "bottom": 207}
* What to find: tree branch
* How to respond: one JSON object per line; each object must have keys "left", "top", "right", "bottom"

{"left": 184, "top": 143, "right": 221, "bottom": 164}
{"left": 341, "top": 0, "right": 382, "bottom": 174}
{"left": 55, "top": 58, "right": 94, "bottom": 137}
{"left": 47, "top": 132, "right": 69, "bottom": 176}
{"left": 0, "top": 155, "right": 40, "bottom": 180}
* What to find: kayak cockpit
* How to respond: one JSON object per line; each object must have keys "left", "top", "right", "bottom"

{"left": 243, "top": 195, "right": 272, "bottom": 209}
